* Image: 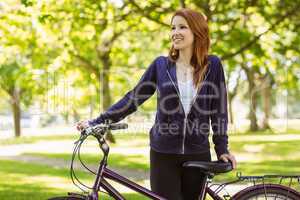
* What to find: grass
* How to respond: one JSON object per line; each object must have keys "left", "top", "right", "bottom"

{"left": 0, "top": 159, "right": 151, "bottom": 200}
{"left": 0, "top": 159, "right": 86, "bottom": 200}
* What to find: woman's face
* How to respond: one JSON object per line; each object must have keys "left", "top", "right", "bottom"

{"left": 170, "top": 15, "right": 194, "bottom": 50}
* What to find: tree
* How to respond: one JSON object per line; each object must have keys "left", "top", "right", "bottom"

{"left": 0, "top": 1, "right": 60, "bottom": 136}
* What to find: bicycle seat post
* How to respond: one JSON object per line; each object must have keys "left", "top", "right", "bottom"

{"left": 198, "top": 172, "right": 213, "bottom": 200}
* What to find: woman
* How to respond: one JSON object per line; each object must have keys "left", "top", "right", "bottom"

{"left": 77, "top": 8, "right": 237, "bottom": 200}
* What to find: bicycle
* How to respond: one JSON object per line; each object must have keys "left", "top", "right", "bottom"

{"left": 48, "top": 121, "right": 300, "bottom": 200}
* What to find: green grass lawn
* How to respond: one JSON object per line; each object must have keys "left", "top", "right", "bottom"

{"left": 1, "top": 129, "right": 300, "bottom": 199}
{"left": 0, "top": 159, "right": 150, "bottom": 200}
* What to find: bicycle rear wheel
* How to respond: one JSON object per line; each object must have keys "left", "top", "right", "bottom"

{"left": 232, "top": 184, "right": 300, "bottom": 200}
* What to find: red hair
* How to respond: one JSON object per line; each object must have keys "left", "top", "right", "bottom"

{"left": 168, "top": 8, "right": 210, "bottom": 88}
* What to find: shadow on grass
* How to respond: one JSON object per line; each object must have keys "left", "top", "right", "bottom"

{"left": 0, "top": 159, "right": 92, "bottom": 180}
{"left": 24, "top": 152, "right": 149, "bottom": 171}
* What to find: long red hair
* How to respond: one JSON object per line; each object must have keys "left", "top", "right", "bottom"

{"left": 168, "top": 8, "right": 210, "bottom": 88}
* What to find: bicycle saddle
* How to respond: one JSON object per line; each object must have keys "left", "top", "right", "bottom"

{"left": 182, "top": 160, "right": 233, "bottom": 174}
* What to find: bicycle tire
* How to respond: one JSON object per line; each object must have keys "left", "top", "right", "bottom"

{"left": 232, "top": 183, "right": 300, "bottom": 200}
{"left": 47, "top": 196, "right": 87, "bottom": 200}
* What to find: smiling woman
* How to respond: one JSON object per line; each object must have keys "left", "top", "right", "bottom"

{"left": 77, "top": 7, "right": 236, "bottom": 200}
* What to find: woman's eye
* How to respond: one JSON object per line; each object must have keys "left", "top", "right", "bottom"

{"left": 171, "top": 25, "right": 187, "bottom": 30}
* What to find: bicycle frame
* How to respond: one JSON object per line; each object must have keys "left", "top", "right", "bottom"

{"left": 88, "top": 135, "right": 226, "bottom": 200}
{"left": 92, "top": 162, "right": 232, "bottom": 200}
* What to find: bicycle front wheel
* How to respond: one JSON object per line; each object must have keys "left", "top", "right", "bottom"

{"left": 232, "top": 184, "right": 300, "bottom": 200}
{"left": 48, "top": 195, "right": 86, "bottom": 200}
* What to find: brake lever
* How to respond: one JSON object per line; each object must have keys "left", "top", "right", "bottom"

{"left": 74, "top": 127, "right": 93, "bottom": 144}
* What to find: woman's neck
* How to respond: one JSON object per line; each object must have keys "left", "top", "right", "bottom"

{"left": 177, "top": 46, "right": 193, "bottom": 66}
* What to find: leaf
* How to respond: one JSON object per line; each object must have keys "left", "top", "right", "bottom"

{"left": 21, "top": 0, "right": 34, "bottom": 7}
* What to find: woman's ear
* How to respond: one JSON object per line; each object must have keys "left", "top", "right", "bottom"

{"left": 201, "top": 13, "right": 208, "bottom": 21}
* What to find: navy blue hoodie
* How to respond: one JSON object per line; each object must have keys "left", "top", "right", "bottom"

{"left": 89, "top": 55, "right": 229, "bottom": 158}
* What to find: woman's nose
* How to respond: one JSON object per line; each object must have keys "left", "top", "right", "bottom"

{"left": 173, "top": 28, "right": 180, "bottom": 34}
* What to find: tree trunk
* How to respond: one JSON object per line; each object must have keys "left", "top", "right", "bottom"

{"left": 227, "top": 69, "right": 241, "bottom": 125}
{"left": 89, "top": 88, "right": 94, "bottom": 119}
{"left": 262, "top": 76, "right": 271, "bottom": 129}
{"left": 62, "top": 112, "right": 69, "bottom": 124}
{"left": 72, "top": 107, "right": 80, "bottom": 122}
{"left": 101, "top": 56, "right": 112, "bottom": 111}
{"left": 101, "top": 53, "right": 115, "bottom": 143}
{"left": 242, "top": 64, "right": 259, "bottom": 132}
{"left": 247, "top": 72, "right": 259, "bottom": 131}
{"left": 11, "top": 89, "right": 21, "bottom": 137}
{"left": 228, "top": 95, "right": 234, "bottom": 124}
{"left": 180, "top": 0, "right": 186, "bottom": 8}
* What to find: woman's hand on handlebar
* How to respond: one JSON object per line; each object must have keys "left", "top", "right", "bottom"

{"left": 76, "top": 120, "right": 90, "bottom": 131}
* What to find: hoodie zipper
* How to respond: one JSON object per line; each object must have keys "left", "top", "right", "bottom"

{"left": 167, "top": 67, "right": 211, "bottom": 154}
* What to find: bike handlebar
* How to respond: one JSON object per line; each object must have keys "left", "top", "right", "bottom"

{"left": 107, "top": 123, "right": 128, "bottom": 130}
{"left": 81, "top": 122, "right": 128, "bottom": 138}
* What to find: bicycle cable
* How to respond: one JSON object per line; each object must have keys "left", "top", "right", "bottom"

{"left": 70, "top": 136, "right": 92, "bottom": 192}
{"left": 70, "top": 138, "right": 87, "bottom": 192}
{"left": 78, "top": 136, "right": 97, "bottom": 175}
{"left": 70, "top": 134, "right": 111, "bottom": 196}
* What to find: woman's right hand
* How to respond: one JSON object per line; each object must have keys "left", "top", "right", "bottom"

{"left": 76, "top": 120, "right": 90, "bottom": 131}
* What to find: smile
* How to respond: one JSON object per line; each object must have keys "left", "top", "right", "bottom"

{"left": 174, "top": 38, "right": 183, "bottom": 42}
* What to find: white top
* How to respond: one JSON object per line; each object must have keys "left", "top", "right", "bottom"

{"left": 177, "top": 79, "right": 197, "bottom": 114}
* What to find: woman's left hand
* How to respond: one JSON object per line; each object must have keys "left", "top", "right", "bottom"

{"left": 219, "top": 153, "right": 237, "bottom": 169}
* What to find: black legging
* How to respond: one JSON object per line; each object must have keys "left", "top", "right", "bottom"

{"left": 150, "top": 148, "right": 211, "bottom": 200}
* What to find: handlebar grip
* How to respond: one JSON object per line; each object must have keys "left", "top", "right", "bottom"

{"left": 109, "top": 123, "right": 128, "bottom": 130}
{"left": 81, "top": 123, "right": 128, "bottom": 138}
